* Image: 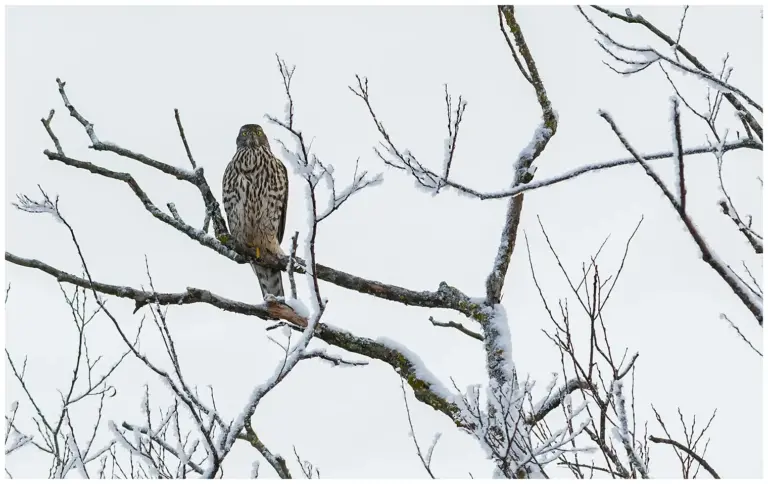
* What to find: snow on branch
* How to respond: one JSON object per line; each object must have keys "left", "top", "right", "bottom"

{"left": 579, "top": 7, "right": 762, "bottom": 115}
{"left": 583, "top": 5, "right": 763, "bottom": 142}
{"left": 12, "top": 186, "right": 64, "bottom": 224}
{"left": 612, "top": 380, "right": 648, "bottom": 478}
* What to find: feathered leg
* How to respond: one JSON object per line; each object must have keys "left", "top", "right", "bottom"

{"left": 251, "top": 262, "right": 285, "bottom": 299}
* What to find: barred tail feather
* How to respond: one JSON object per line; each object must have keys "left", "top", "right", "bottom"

{"left": 250, "top": 262, "right": 285, "bottom": 299}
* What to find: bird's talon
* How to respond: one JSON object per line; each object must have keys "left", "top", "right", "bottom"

{"left": 255, "top": 247, "right": 261, "bottom": 259}
{"left": 217, "top": 234, "right": 230, "bottom": 244}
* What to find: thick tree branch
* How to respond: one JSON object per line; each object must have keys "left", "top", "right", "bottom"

{"left": 486, "top": 6, "right": 558, "bottom": 306}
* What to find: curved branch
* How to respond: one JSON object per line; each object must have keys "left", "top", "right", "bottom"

{"left": 649, "top": 435, "right": 720, "bottom": 479}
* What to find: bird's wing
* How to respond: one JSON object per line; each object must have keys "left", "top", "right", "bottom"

{"left": 277, "top": 161, "right": 288, "bottom": 244}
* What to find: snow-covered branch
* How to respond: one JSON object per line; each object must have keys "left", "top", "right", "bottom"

{"left": 583, "top": 5, "right": 763, "bottom": 142}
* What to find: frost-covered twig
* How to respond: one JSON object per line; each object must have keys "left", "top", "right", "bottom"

{"left": 612, "top": 380, "right": 648, "bottom": 478}
{"left": 600, "top": 110, "right": 763, "bottom": 325}
{"left": 672, "top": 6, "right": 689, "bottom": 62}
{"left": 293, "top": 446, "right": 320, "bottom": 479}
{"left": 715, "top": 149, "right": 763, "bottom": 254}
{"left": 315, "top": 157, "right": 383, "bottom": 223}
{"left": 301, "top": 349, "right": 368, "bottom": 367}
{"left": 585, "top": 5, "right": 763, "bottom": 141}
{"left": 438, "top": 84, "right": 467, "bottom": 194}
{"left": 287, "top": 231, "right": 300, "bottom": 300}
{"left": 528, "top": 378, "right": 591, "bottom": 425}
{"left": 670, "top": 97, "right": 687, "bottom": 213}
{"left": 581, "top": 8, "right": 762, "bottom": 115}
{"left": 719, "top": 313, "right": 762, "bottom": 357}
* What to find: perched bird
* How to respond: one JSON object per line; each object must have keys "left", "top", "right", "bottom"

{"left": 222, "top": 124, "right": 289, "bottom": 299}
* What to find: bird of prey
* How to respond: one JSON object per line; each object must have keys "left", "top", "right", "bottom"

{"left": 222, "top": 124, "right": 289, "bottom": 299}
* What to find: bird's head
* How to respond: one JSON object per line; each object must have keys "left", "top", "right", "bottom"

{"left": 236, "top": 124, "right": 270, "bottom": 150}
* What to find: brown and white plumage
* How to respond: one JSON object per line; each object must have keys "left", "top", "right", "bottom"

{"left": 222, "top": 124, "right": 288, "bottom": 299}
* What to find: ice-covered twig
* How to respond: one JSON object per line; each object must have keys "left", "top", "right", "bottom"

{"left": 719, "top": 313, "right": 762, "bottom": 357}
{"left": 287, "top": 231, "right": 300, "bottom": 300}
{"left": 316, "top": 157, "right": 383, "bottom": 222}
{"left": 672, "top": 6, "right": 689, "bottom": 62}
{"left": 528, "top": 378, "right": 590, "bottom": 425}
{"left": 585, "top": 5, "right": 763, "bottom": 141}
{"left": 275, "top": 54, "right": 296, "bottom": 129}
{"left": 120, "top": 422, "right": 204, "bottom": 475}
{"left": 612, "top": 380, "right": 648, "bottom": 478}
{"left": 715, "top": 150, "right": 763, "bottom": 254}
{"left": 438, "top": 84, "right": 467, "bottom": 194}
{"left": 600, "top": 110, "right": 763, "bottom": 325}
{"left": 349, "top": 75, "right": 443, "bottom": 192}
{"left": 301, "top": 349, "right": 368, "bottom": 367}
{"left": 581, "top": 8, "right": 762, "bottom": 115}
{"left": 12, "top": 186, "right": 64, "bottom": 224}
{"left": 669, "top": 97, "right": 687, "bottom": 213}
{"left": 293, "top": 446, "right": 320, "bottom": 479}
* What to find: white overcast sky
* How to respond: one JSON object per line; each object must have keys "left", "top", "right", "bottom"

{"left": 4, "top": 4, "right": 763, "bottom": 479}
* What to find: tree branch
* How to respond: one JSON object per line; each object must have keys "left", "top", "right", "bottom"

{"left": 599, "top": 111, "right": 763, "bottom": 325}
{"left": 649, "top": 435, "right": 720, "bottom": 479}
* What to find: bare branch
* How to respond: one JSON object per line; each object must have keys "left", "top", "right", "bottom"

{"left": 429, "top": 316, "right": 483, "bottom": 341}
{"left": 649, "top": 435, "right": 720, "bottom": 479}
{"left": 173, "top": 109, "right": 197, "bottom": 170}
{"left": 599, "top": 110, "right": 763, "bottom": 325}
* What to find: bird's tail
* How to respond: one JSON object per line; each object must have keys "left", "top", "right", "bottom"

{"left": 250, "top": 261, "right": 285, "bottom": 299}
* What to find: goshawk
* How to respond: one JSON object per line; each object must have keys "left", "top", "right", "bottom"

{"left": 222, "top": 124, "right": 288, "bottom": 299}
